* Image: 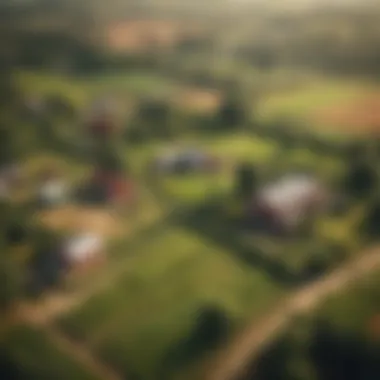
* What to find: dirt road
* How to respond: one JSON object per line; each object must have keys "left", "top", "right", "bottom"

{"left": 206, "top": 246, "right": 380, "bottom": 380}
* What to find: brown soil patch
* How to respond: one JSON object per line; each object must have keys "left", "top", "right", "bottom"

{"left": 316, "top": 93, "right": 380, "bottom": 134}
{"left": 174, "top": 88, "right": 222, "bottom": 114}
{"left": 38, "top": 206, "right": 125, "bottom": 238}
{"left": 106, "top": 19, "right": 202, "bottom": 52}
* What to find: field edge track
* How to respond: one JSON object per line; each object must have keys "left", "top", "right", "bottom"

{"left": 206, "top": 246, "right": 380, "bottom": 380}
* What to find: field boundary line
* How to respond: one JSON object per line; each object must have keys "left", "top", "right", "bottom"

{"left": 14, "top": 197, "right": 205, "bottom": 326}
{"left": 17, "top": 319, "right": 124, "bottom": 380}
{"left": 205, "top": 245, "right": 380, "bottom": 380}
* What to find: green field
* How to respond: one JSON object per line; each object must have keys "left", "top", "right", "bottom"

{"left": 7, "top": 69, "right": 375, "bottom": 380}
{"left": 15, "top": 70, "right": 177, "bottom": 106}
{"left": 318, "top": 270, "right": 380, "bottom": 334}
{"left": 17, "top": 69, "right": 380, "bottom": 139}
{"left": 2, "top": 326, "right": 100, "bottom": 380}
{"left": 257, "top": 77, "right": 379, "bottom": 137}
{"left": 54, "top": 131, "right": 361, "bottom": 380}
{"left": 59, "top": 226, "right": 284, "bottom": 379}
{"left": 252, "top": 270, "right": 380, "bottom": 380}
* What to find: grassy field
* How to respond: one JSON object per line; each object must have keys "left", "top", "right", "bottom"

{"left": 53, "top": 133, "right": 361, "bottom": 380}
{"left": 9, "top": 69, "right": 375, "bottom": 380}
{"left": 257, "top": 77, "right": 380, "bottom": 136}
{"left": 318, "top": 270, "right": 380, "bottom": 335}
{"left": 1, "top": 326, "right": 100, "bottom": 380}
{"left": 58, "top": 226, "right": 284, "bottom": 379}
{"left": 249, "top": 269, "right": 380, "bottom": 380}
{"left": 14, "top": 70, "right": 178, "bottom": 112}
{"left": 17, "top": 69, "right": 380, "bottom": 136}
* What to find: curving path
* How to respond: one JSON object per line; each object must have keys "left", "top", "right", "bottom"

{"left": 206, "top": 246, "right": 380, "bottom": 380}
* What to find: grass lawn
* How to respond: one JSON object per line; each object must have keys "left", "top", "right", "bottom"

{"left": 257, "top": 77, "right": 379, "bottom": 136}
{"left": 317, "top": 270, "right": 380, "bottom": 335}
{"left": 14, "top": 70, "right": 177, "bottom": 109}
{"left": 11, "top": 68, "right": 374, "bottom": 380}
{"left": 1, "top": 325, "right": 100, "bottom": 380}
{"left": 58, "top": 226, "right": 284, "bottom": 380}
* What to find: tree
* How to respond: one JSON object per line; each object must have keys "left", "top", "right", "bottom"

{"left": 45, "top": 94, "right": 76, "bottom": 120}
{"left": 235, "top": 162, "right": 257, "bottom": 202}
{"left": 135, "top": 98, "right": 172, "bottom": 140}
{"left": 343, "top": 160, "right": 377, "bottom": 199}
{"left": 253, "top": 317, "right": 316, "bottom": 380}
{"left": 362, "top": 200, "right": 380, "bottom": 239}
{"left": 0, "top": 244, "right": 24, "bottom": 311}
{"left": 93, "top": 144, "right": 126, "bottom": 174}
{"left": 216, "top": 94, "right": 247, "bottom": 130}
{"left": 192, "top": 305, "right": 230, "bottom": 350}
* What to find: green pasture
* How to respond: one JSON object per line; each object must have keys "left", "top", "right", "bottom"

{"left": 16, "top": 69, "right": 380, "bottom": 141}
{"left": 257, "top": 78, "right": 378, "bottom": 136}
{"left": 1, "top": 325, "right": 100, "bottom": 380}
{"left": 317, "top": 270, "right": 380, "bottom": 335}
{"left": 10, "top": 68, "right": 375, "bottom": 380}
{"left": 14, "top": 70, "right": 176, "bottom": 109}
{"left": 58, "top": 226, "right": 284, "bottom": 379}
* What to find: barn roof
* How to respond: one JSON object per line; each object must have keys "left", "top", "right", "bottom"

{"left": 258, "top": 174, "right": 324, "bottom": 227}
{"left": 39, "top": 179, "right": 68, "bottom": 202}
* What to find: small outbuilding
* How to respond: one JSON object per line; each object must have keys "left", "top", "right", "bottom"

{"left": 62, "top": 232, "right": 105, "bottom": 270}
{"left": 85, "top": 96, "right": 119, "bottom": 139}
{"left": 37, "top": 171, "right": 69, "bottom": 208}
{"left": 76, "top": 169, "right": 136, "bottom": 207}
{"left": 248, "top": 174, "right": 328, "bottom": 234}
{"left": 153, "top": 148, "right": 220, "bottom": 175}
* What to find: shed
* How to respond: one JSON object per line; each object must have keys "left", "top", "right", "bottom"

{"left": 154, "top": 148, "right": 219, "bottom": 174}
{"left": 63, "top": 233, "right": 105, "bottom": 268}
{"left": 250, "top": 174, "right": 328, "bottom": 233}
{"left": 76, "top": 170, "right": 136, "bottom": 206}
{"left": 86, "top": 96, "right": 118, "bottom": 138}
{"left": 37, "top": 177, "right": 69, "bottom": 208}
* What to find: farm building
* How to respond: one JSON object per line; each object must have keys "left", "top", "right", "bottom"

{"left": 86, "top": 114, "right": 116, "bottom": 139}
{"left": 153, "top": 148, "right": 220, "bottom": 175}
{"left": 76, "top": 169, "right": 136, "bottom": 206}
{"left": 248, "top": 174, "right": 328, "bottom": 233}
{"left": 84, "top": 96, "right": 121, "bottom": 138}
{"left": 37, "top": 173, "right": 69, "bottom": 208}
{"left": 62, "top": 233, "right": 105, "bottom": 270}
{"left": 29, "top": 232, "right": 105, "bottom": 291}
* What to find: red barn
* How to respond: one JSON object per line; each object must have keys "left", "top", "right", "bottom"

{"left": 107, "top": 176, "right": 136, "bottom": 204}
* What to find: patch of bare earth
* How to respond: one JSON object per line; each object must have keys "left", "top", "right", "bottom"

{"left": 45, "top": 325, "right": 123, "bottom": 380}
{"left": 37, "top": 205, "right": 125, "bottom": 238}
{"left": 174, "top": 88, "right": 222, "bottom": 114}
{"left": 12, "top": 303, "right": 122, "bottom": 380}
{"left": 106, "top": 19, "right": 202, "bottom": 52}
{"left": 316, "top": 93, "right": 380, "bottom": 134}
